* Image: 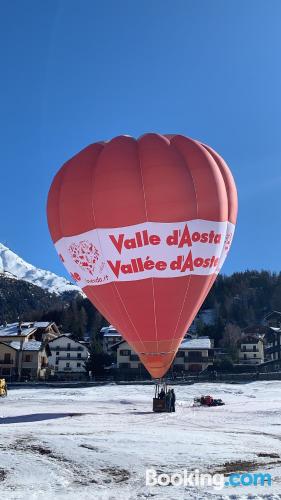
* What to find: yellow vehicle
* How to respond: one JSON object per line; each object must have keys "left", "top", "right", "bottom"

{"left": 0, "top": 378, "right": 7, "bottom": 397}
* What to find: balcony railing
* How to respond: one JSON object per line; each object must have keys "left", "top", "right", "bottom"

{"left": 54, "top": 356, "right": 87, "bottom": 361}
{"left": 0, "top": 360, "right": 13, "bottom": 365}
{"left": 240, "top": 355, "right": 261, "bottom": 359}
{"left": 50, "top": 347, "right": 84, "bottom": 352}
{"left": 184, "top": 356, "right": 212, "bottom": 362}
{"left": 265, "top": 347, "right": 278, "bottom": 354}
{"left": 241, "top": 349, "right": 258, "bottom": 352}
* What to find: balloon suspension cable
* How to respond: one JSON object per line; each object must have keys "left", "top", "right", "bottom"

{"left": 153, "top": 377, "right": 170, "bottom": 400}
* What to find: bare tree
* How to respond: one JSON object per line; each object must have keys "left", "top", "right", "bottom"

{"left": 220, "top": 323, "right": 242, "bottom": 361}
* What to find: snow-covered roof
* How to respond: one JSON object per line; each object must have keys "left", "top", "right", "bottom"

{"left": 7, "top": 340, "right": 43, "bottom": 351}
{"left": 179, "top": 338, "right": 211, "bottom": 350}
{"left": 34, "top": 322, "right": 51, "bottom": 328}
{"left": 48, "top": 335, "right": 87, "bottom": 347}
{"left": 100, "top": 325, "right": 119, "bottom": 335}
{"left": 103, "top": 331, "right": 122, "bottom": 337}
{"left": 0, "top": 323, "right": 36, "bottom": 337}
{"left": 111, "top": 336, "right": 212, "bottom": 352}
{"left": 0, "top": 321, "right": 58, "bottom": 336}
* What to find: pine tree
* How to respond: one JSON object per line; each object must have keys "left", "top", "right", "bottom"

{"left": 86, "top": 330, "right": 113, "bottom": 376}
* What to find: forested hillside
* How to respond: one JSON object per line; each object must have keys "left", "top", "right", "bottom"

{"left": 1, "top": 271, "right": 281, "bottom": 343}
{"left": 0, "top": 275, "right": 65, "bottom": 323}
{"left": 204, "top": 270, "right": 281, "bottom": 327}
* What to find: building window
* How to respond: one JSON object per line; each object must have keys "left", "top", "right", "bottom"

{"left": 187, "top": 351, "right": 203, "bottom": 361}
{"left": 66, "top": 362, "right": 70, "bottom": 368}
{"left": 176, "top": 351, "right": 184, "bottom": 358}
{"left": 174, "top": 364, "right": 185, "bottom": 371}
{"left": 77, "top": 362, "right": 81, "bottom": 368}
{"left": 24, "top": 354, "right": 31, "bottom": 362}
{"left": 243, "top": 354, "right": 247, "bottom": 359}
{"left": 56, "top": 351, "right": 59, "bottom": 355}
{"left": 67, "top": 353, "right": 70, "bottom": 358}
{"left": 67, "top": 343, "right": 71, "bottom": 350}
{"left": 120, "top": 350, "right": 130, "bottom": 356}
{"left": 77, "top": 353, "right": 81, "bottom": 359}
{"left": 55, "top": 359, "right": 59, "bottom": 365}
{"left": 242, "top": 345, "right": 246, "bottom": 351}
{"left": 4, "top": 353, "right": 11, "bottom": 363}
{"left": 253, "top": 345, "right": 257, "bottom": 351}
{"left": 254, "top": 353, "right": 257, "bottom": 358}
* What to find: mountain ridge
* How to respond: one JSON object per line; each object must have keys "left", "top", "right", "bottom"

{"left": 0, "top": 243, "right": 81, "bottom": 296}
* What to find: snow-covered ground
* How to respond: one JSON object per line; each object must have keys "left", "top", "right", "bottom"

{"left": 1, "top": 381, "right": 281, "bottom": 499}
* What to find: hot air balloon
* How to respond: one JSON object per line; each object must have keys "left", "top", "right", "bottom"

{"left": 47, "top": 133, "right": 237, "bottom": 379}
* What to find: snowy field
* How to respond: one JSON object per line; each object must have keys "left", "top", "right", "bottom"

{"left": 1, "top": 382, "right": 281, "bottom": 499}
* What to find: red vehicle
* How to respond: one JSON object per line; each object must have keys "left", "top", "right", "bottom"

{"left": 193, "top": 395, "right": 225, "bottom": 407}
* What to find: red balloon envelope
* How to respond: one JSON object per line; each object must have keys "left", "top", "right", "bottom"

{"left": 47, "top": 134, "right": 238, "bottom": 378}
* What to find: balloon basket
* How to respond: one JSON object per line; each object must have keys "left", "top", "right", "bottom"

{"left": 152, "top": 381, "right": 170, "bottom": 413}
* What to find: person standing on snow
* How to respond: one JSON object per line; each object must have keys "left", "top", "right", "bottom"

{"left": 159, "top": 388, "right": 165, "bottom": 399}
{"left": 166, "top": 389, "right": 172, "bottom": 412}
{"left": 170, "top": 389, "right": 176, "bottom": 412}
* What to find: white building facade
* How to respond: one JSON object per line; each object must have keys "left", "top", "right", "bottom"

{"left": 100, "top": 325, "right": 123, "bottom": 354}
{"left": 48, "top": 335, "right": 89, "bottom": 379}
{"left": 238, "top": 335, "right": 264, "bottom": 365}
{"left": 173, "top": 337, "right": 214, "bottom": 373}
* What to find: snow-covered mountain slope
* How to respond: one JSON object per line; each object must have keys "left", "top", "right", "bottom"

{"left": 0, "top": 243, "right": 82, "bottom": 295}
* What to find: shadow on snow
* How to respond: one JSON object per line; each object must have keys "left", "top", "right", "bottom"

{"left": 0, "top": 412, "right": 85, "bottom": 424}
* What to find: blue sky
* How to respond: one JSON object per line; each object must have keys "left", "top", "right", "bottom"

{"left": 0, "top": 0, "right": 280, "bottom": 278}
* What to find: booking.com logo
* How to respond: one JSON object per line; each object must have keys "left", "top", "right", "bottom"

{"left": 146, "top": 468, "right": 272, "bottom": 491}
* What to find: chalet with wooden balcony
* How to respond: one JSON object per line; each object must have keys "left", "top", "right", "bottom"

{"left": 0, "top": 321, "right": 60, "bottom": 343}
{"left": 0, "top": 340, "right": 50, "bottom": 381}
